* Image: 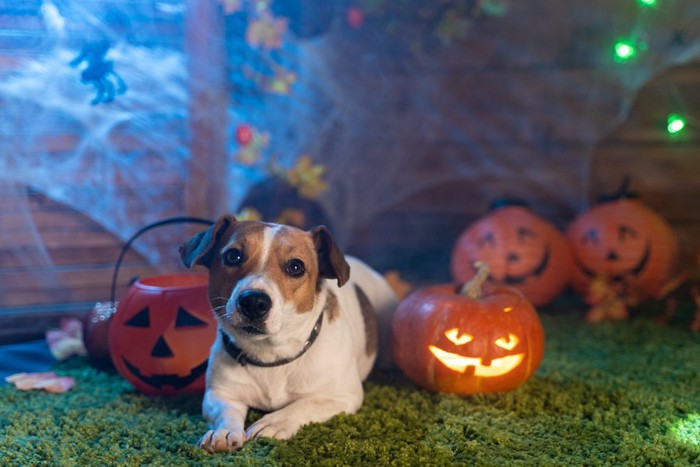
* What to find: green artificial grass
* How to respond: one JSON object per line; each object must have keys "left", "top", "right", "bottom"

{"left": 1, "top": 308, "right": 699, "bottom": 466}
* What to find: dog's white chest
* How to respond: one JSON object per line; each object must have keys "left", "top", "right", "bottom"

{"left": 252, "top": 370, "right": 293, "bottom": 409}
{"left": 230, "top": 364, "right": 320, "bottom": 411}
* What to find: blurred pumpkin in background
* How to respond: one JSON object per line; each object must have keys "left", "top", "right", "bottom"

{"left": 566, "top": 178, "right": 680, "bottom": 303}
{"left": 451, "top": 200, "right": 573, "bottom": 307}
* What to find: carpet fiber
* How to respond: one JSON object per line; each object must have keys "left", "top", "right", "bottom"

{"left": 1, "top": 307, "right": 699, "bottom": 466}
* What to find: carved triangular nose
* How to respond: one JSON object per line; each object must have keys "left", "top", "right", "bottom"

{"left": 607, "top": 250, "right": 620, "bottom": 261}
{"left": 151, "top": 337, "right": 174, "bottom": 358}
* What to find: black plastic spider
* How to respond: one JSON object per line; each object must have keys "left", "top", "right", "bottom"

{"left": 70, "top": 39, "right": 127, "bottom": 105}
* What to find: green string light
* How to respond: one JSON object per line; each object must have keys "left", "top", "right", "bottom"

{"left": 637, "top": 0, "right": 658, "bottom": 7}
{"left": 614, "top": 40, "right": 637, "bottom": 61}
{"left": 667, "top": 114, "right": 686, "bottom": 135}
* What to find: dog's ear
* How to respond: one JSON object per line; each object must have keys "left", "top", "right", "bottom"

{"left": 311, "top": 226, "right": 350, "bottom": 287}
{"left": 180, "top": 215, "right": 235, "bottom": 269}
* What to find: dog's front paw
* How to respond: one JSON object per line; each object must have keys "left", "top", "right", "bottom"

{"left": 197, "top": 428, "right": 246, "bottom": 453}
{"left": 246, "top": 413, "right": 301, "bottom": 441}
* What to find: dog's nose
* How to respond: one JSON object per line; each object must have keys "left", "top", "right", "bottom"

{"left": 237, "top": 290, "right": 272, "bottom": 320}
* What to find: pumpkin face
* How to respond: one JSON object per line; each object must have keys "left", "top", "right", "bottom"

{"left": 392, "top": 282, "right": 545, "bottom": 395}
{"left": 566, "top": 198, "right": 679, "bottom": 301}
{"left": 109, "top": 273, "right": 217, "bottom": 395}
{"left": 451, "top": 205, "right": 573, "bottom": 307}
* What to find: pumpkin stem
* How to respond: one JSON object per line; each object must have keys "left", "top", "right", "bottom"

{"left": 460, "top": 261, "right": 490, "bottom": 299}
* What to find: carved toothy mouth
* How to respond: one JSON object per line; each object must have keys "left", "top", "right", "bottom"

{"left": 577, "top": 242, "right": 651, "bottom": 282}
{"left": 428, "top": 346, "right": 524, "bottom": 377}
{"left": 122, "top": 357, "right": 208, "bottom": 390}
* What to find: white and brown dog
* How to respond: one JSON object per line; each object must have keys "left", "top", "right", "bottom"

{"left": 180, "top": 215, "right": 398, "bottom": 452}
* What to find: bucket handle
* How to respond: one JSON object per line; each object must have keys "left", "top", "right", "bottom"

{"left": 109, "top": 216, "right": 214, "bottom": 304}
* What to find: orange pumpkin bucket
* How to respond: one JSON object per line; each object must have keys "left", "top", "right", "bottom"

{"left": 109, "top": 273, "right": 217, "bottom": 396}
{"left": 105, "top": 217, "right": 217, "bottom": 396}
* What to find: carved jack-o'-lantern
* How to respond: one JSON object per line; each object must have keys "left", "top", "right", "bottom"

{"left": 451, "top": 202, "right": 573, "bottom": 307}
{"left": 566, "top": 182, "right": 679, "bottom": 302}
{"left": 392, "top": 262, "right": 545, "bottom": 395}
{"left": 109, "top": 273, "right": 217, "bottom": 395}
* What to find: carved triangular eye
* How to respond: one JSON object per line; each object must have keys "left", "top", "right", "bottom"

{"left": 175, "top": 307, "right": 207, "bottom": 327}
{"left": 124, "top": 307, "right": 150, "bottom": 327}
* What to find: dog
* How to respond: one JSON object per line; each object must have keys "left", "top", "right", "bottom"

{"left": 180, "top": 215, "right": 398, "bottom": 452}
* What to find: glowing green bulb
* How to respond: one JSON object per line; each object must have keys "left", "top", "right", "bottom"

{"left": 614, "top": 40, "right": 637, "bottom": 61}
{"left": 667, "top": 114, "right": 686, "bottom": 134}
{"left": 637, "top": 0, "right": 658, "bottom": 7}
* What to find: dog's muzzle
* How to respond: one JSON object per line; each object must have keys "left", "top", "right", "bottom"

{"left": 236, "top": 290, "right": 272, "bottom": 322}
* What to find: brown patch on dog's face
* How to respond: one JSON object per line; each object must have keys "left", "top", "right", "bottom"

{"left": 264, "top": 227, "right": 320, "bottom": 314}
{"left": 207, "top": 221, "right": 268, "bottom": 317}
{"left": 354, "top": 285, "right": 378, "bottom": 357}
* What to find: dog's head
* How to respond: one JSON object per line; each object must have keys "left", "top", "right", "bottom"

{"left": 180, "top": 215, "right": 350, "bottom": 340}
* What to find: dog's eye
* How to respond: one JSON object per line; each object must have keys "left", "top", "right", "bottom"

{"left": 285, "top": 258, "right": 306, "bottom": 278}
{"left": 223, "top": 248, "right": 244, "bottom": 267}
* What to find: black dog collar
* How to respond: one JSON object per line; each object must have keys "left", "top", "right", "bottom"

{"left": 220, "top": 311, "right": 324, "bottom": 368}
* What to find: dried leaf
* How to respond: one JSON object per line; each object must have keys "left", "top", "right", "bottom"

{"left": 45, "top": 318, "right": 87, "bottom": 361}
{"left": 286, "top": 155, "right": 328, "bottom": 200}
{"left": 219, "top": 0, "right": 244, "bottom": 15}
{"left": 5, "top": 372, "right": 75, "bottom": 393}
{"left": 276, "top": 209, "right": 307, "bottom": 228}
{"left": 246, "top": 13, "right": 288, "bottom": 49}
{"left": 265, "top": 69, "right": 296, "bottom": 95}
{"left": 236, "top": 207, "right": 263, "bottom": 221}
{"left": 234, "top": 130, "right": 269, "bottom": 166}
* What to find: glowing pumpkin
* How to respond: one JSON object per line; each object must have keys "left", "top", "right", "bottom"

{"left": 109, "top": 273, "right": 217, "bottom": 396}
{"left": 392, "top": 262, "right": 545, "bottom": 395}
{"left": 566, "top": 182, "right": 679, "bottom": 302}
{"left": 451, "top": 202, "right": 573, "bottom": 307}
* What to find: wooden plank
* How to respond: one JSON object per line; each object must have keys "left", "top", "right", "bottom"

{"left": 0, "top": 247, "right": 143, "bottom": 269}
{"left": 184, "top": 0, "right": 228, "bottom": 221}
{"left": 0, "top": 304, "right": 88, "bottom": 345}
{"left": 0, "top": 260, "right": 185, "bottom": 307}
{"left": 590, "top": 144, "right": 700, "bottom": 223}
